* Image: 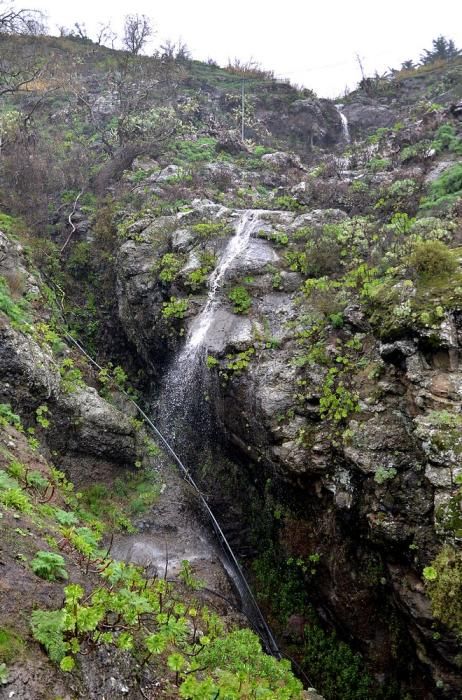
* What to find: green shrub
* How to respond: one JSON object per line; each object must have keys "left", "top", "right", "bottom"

{"left": 157, "top": 253, "right": 184, "bottom": 283}
{"left": 0, "top": 276, "right": 28, "bottom": 325}
{"left": 0, "top": 663, "right": 8, "bottom": 685}
{"left": 431, "top": 123, "right": 462, "bottom": 155}
{"left": 319, "top": 368, "right": 360, "bottom": 421}
{"left": 424, "top": 545, "right": 462, "bottom": 635}
{"left": 31, "top": 551, "right": 68, "bottom": 581}
{"left": 0, "top": 487, "right": 32, "bottom": 513}
{"left": 30, "top": 609, "right": 67, "bottom": 662}
{"left": 0, "top": 403, "right": 22, "bottom": 430}
{"left": 59, "top": 359, "right": 85, "bottom": 393}
{"left": 273, "top": 195, "right": 301, "bottom": 211}
{"left": 161, "top": 297, "right": 189, "bottom": 319}
{"left": 429, "top": 163, "right": 462, "bottom": 198}
{"left": 367, "top": 157, "right": 391, "bottom": 173}
{"left": 407, "top": 240, "right": 457, "bottom": 279}
{"left": 420, "top": 163, "right": 462, "bottom": 212}
{"left": 374, "top": 467, "right": 397, "bottom": 484}
{"left": 228, "top": 286, "right": 252, "bottom": 314}
{"left": 191, "top": 222, "right": 228, "bottom": 238}
{"left": 302, "top": 625, "right": 373, "bottom": 700}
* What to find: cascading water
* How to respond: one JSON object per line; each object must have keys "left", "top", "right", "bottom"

{"left": 153, "top": 208, "right": 282, "bottom": 653}
{"left": 336, "top": 104, "right": 351, "bottom": 143}
{"left": 156, "top": 208, "right": 264, "bottom": 445}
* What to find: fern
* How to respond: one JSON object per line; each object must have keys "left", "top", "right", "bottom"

{"left": 30, "top": 609, "right": 66, "bottom": 662}
{"left": 31, "top": 551, "right": 68, "bottom": 581}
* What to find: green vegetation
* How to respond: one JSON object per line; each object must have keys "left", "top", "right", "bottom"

{"left": 228, "top": 285, "right": 252, "bottom": 314}
{"left": 59, "top": 358, "right": 85, "bottom": 393}
{"left": 424, "top": 546, "right": 462, "bottom": 635}
{"left": 161, "top": 296, "right": 189, "bottom": 319}
{"left": 31, "top": 562, "right": 303, "bottom": 695}
{"left": 301, "top": 626, "right": 374, "bottom": 700}
{"left": 319, "top": 368, "right": 360, "bottom": 422}
{"left": 157, "top": 252, "right": 184, "bottom": 283}
{"left": 420, "top": 163, "right": 462, "bottom": 213}
{"left": 0, "top": 663, "right": 8, "bottom": 685}
{"left": 0, "top": 276, "right": 29, "bottom": 326}
{"left": 31, "top": 551, "right": 68, "bottom": 582}
{"left": 408, "top": 240, "right": 457, "bottom": 278}
{"left": 191, "top": 221, "right": 230, "bottom": 239}
{"left": 169, "top": 137, "right": 217, "bottom": 164}
{"left": 223, "top": 347, "right": 255, "bottom": 375}
{"left": 0, "top": 628, "right": 24, "bottom": 663}
{"left": 0, "top": 403, "right": 22, "bottom": 430}
{"left": 432, "top": 124, "right": 462, "bottom": 155}
{"left": 374, "top": 467, "right": 398, "bottom": 485}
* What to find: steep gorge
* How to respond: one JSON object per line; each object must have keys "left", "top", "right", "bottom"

{"left": 1, "top": 33, "right": 462, "bottom": 698}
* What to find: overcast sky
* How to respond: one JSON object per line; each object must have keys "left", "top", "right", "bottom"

{"left": 32, "top": 0, "right": 462, "bottom": 97}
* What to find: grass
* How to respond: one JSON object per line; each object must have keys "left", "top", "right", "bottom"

{"left": 0, "top": 628, "right": 25, "bottom": 663}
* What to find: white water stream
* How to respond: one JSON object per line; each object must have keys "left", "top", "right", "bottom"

{"left": 187, "top": 208, "right": 263, "bottom": 350}
{"left": 336, "top": 105, "right": 351, "bottom": 143}
{"left": 156, "top": 209, "right": 264, "bottom": 440}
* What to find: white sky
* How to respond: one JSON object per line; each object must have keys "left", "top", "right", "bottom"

{"left": 32, "top": 0, "right": 462, "bottom": 97}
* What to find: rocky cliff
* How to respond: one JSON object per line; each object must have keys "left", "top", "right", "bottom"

{"left": 1, "top": 33, "right": 462, "bottom": 698}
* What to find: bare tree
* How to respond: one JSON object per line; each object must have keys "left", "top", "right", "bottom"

{"left": 0, "top": 0, "right": 46, "bottom": 35}
{"left": 122, "top": 14, "right": 153, "bottom": 55}
{"left": 95, "top": 21, "right": 117, "bottom": 48}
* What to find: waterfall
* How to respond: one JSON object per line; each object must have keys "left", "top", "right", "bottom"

{"left": 336, "top": 104, "right": 350, "bottom": 143}
{"left": 156, "top": 209, "right": 264, "bottom": 444}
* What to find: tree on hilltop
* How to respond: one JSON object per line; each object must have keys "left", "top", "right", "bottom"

{"left": 122, "top": 14, "right": 153, "bottom": 55}
{"left": 0, "top": 0, "right": 46, "bottom": 35}
{"left": 420, "top": 35, "right": 460, "bottom": 64}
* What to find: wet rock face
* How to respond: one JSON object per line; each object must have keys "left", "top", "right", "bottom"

{"left": 342, "top": 101, "right": 397, "bottom": 136}
{"left": 262, "top": 97, "right": 344, "bottom": 151}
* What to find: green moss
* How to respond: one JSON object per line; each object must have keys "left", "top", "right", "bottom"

{"left": 0, "top": 628, "right": 25, "bottom": 663}
{"left": 424, "top": 545, "right": 462, "bottom": 635}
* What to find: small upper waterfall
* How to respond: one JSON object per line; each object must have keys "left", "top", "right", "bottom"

{"left": 156, "top": 209, "right": 264, "bottom": 444}
{"left": 187, "top": 209, "right": 260, "bottom": 350}
{"left": 336, "top": 104, "right": 351, "bottom": 143}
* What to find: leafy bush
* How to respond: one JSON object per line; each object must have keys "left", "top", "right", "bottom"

{"left": 30, "top": 609, "right": 67, "bottom": 662}
{"left": 0, "top": 628, "right": 24, "bottom": 663}
{"left": 59, "top": 359, "right": 85, "bottom": 393}
{"left": 228, "top": 285, "right": 252, "bottom": 314}
{"left": 0, "top": 663, "right": 8, "bottom": 685}
{"left": 161, "top": 296, "right": 189, "bottom": 319}
{"left": 31, "top": 551, "right": 68, "bottom": 581}
{"left": 191, "top": 221, "right": 228, "bottom": 238}
{"left": 31, "top": 564, "right": 303, "bottom": 696}
{"left": 367, "top": 157, "right": 391, "bottom": 173}
{"left": 407, "top": 240, "right": 457, "bottom": 279}
{"left": 157, "top": 252, "right": 184, "bottom": 283}
{"left": 374, "top": 467, "right": 397, "bottom": 484}
{"left": 0, "top": 486, "right": 32, "bottom": 513}
{"left": 424, "top": 545, "right": 462, "bottom": 635}
{"left": 432, "top": 123, "right": 462, "bottom": 155}
{"left": 420, "top": 163, "right": 462, "bottom": 212}
{"left": 302, "top": 625, "right": 373, "bottom": 700}
{"left": 319, "top": 368, "right": 360, "bottom": 421}
{"left": 0, "top": 403, "right": 22, "bottom": 430}
{"left": 273, "top": 195, "right": 301, "bottom": 211}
